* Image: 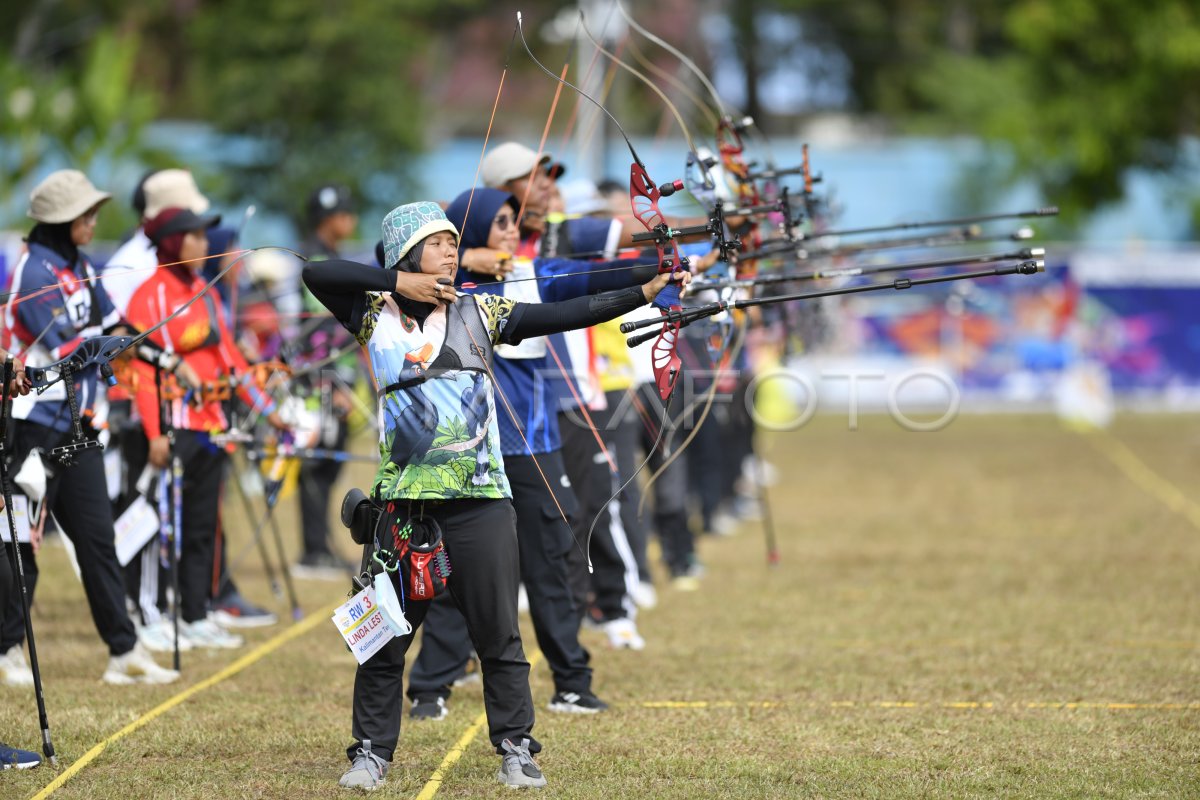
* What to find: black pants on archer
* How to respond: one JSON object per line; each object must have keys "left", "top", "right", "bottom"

{"left": 349, "top": 498, "right": 539, "bottom": 761}
{"left": 2, "top": 421, "right": 138, "bottom": 656}
{"left": 298, "top": 416, "right": 348, "bottom": 557}
{"left": 169, "top": 430, "right": 228, "bottom": 623}
{"left": 404, "top": 451, "right": 593, "bottom": 705}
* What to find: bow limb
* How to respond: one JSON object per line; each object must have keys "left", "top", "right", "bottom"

{"left": 615, "top": 0, "right": 727, "bottom": 118}
{"left": 519, "top": 13, "right": 691, "bottom": 403}
{"left": 578, "top": 10, "right": 701, "bottom": 158}
{"left": 518, "top": 12, "right": 693, "bottom": 556}
{"left": 636, "top": 310, "right": 746, "bottom": 516}
{"left": 624, "top": 34, "right": 720, "bottom": 131}
{"left": 578, "top": 11, "right": 723, "bottom": 207}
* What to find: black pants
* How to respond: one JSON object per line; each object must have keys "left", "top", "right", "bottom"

{"left": 407, "top": 451, "right": 593, "bottom": 703}
{"left": 4, "top": 421, "right": 137, "bottom": 655}
{"left": 169, "top": 431, "right": 228, "bottom": 623}
{"left": 350, "top": 498, "right": 537, "bottom": 761}
{"left": 558, "top": 411, "right": 636, "bottom": 622}
{"left": 637, "top": 385, "right": 695, "bottom": 576}
{"left": 298, "top": 417, "right": 347, "bottom": 557}
{"left": 1, "top": 542, "right": 36, "bottom": 653}
{"left": 0, "top": 532, "right": 11, "bottom": 638}
{"left": 405, "top": 592, "right": 472, "bottom": 700}
{"left": 594, "top": 389, "right": 653, "bottom": 582}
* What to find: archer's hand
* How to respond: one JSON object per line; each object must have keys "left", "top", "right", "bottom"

{"left": 149, "top": 435, "right": 171, "bottom": 469}
{"left": 394, "top": 272, "right": 458, "bottom": 306}
{"left": 461, "top": 248, "right": 514, "bottom": 278}
{"left": 7, "top": 358, "right": 31, "bottom": 397}
{"left": 174, "top": 361, "right": 204, "bottom": 408}
{"left": 641, "top": 269, "right": 693, "bottom": 303}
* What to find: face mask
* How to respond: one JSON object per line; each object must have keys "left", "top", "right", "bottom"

{"left": 373, "top": 570, "right": 412, "bottom": 638}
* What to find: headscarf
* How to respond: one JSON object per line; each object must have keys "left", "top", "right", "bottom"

{"left": 443, "top": 188, "right": 519, "bottom": 288}
{"left": 25, "top": 222, "right": 79, "bottom": 268}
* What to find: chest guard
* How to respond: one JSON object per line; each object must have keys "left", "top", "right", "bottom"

{"left": 383, "top": 296, "right": 495, "bottom": 394}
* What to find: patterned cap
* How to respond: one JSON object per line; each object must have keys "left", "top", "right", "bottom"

{"left": 381, "top": 201, "right": 459, "bottom": 268}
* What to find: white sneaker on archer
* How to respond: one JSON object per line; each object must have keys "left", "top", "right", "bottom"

{"left": 0, "top": 646, "right": 35, "bottom": 687}
{"left": 182, "top": 619, "right": 244, "bottom": 650}
{"left": 602, "top": 617, "right": 646, "bottom": 651}
{"left": 138, "top": 620, "right": 194, "bottom": 653}
{"left": 631, "top": 581, "right": 658, "bottom": 610}
{"left": 102, "top": 643, "right": 180, "bottom": 685}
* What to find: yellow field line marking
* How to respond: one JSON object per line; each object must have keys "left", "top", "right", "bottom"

{"left": 414, "top": 651, "right": 544, "bottom": 800}
{"left": 639, "top": 700, "right": 1200, "bottom": 711}
{"left": 1083, "top": 429, "right": 1200, "bottom": 532}
{"left": 30, "top": 608, "right": 328, "bottom": 800}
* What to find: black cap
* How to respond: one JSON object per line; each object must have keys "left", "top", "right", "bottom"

{"left": 307, "top": 184, "right": 356, "bottom": 227}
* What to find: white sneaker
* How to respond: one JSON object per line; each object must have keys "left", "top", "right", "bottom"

{"left": 103, "top": 643, "right": 180, "bottom": 685}
{"left": 709, "top": 511, "right": 739, "bottom": 537}
{"left": 602, "top": 617, "right": 646, "bottom": 651}
{"left": 631, "top": 581, "right": 658, "bottom": 610}
{"left": 182, "top": 619, "right": 244, "bottom": 650}
{"left": 138, "top": 620, "right": 194, "bottom": 653}
{"left": 0, "top": 646, "right": 34, "bottom": 687}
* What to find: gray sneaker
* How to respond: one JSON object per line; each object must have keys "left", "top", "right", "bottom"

{"left": 339, "top": 740, "right": 390, "bottom": 791}
{"left": 496, "top": 738, "right": 545, "bottom": 789}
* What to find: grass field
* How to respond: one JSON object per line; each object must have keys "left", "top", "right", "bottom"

{"left": 3, "top": 414, "right": 1199, "bottom": 799}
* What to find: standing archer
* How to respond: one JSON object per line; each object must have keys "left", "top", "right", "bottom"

{"left": 1, "top": 170, "right": 180, "bottom": 685}
{"left": 303, "top": 201, "right": 689, "bottom": 790}
{"left": 124, "top": 207, "right": 290, "bottom": 650}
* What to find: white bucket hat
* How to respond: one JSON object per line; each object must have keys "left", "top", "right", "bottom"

{"left": 142, "top": 169, "right": 210, "bottom": 219}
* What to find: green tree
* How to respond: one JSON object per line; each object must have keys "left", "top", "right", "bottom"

{"left": 771, "top": 0, "right": 1200, "bottom": 225}
{"left": 1, "top": 28, "right": 163, "bottom": 237}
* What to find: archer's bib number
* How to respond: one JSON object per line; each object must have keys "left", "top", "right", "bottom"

{"left": 331, "top": 585, "right": 395, "bottom": 664}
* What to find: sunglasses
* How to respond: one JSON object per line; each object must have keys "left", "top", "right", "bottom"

{"left": 493, "top": 213, "right": 516, "bottom": 231}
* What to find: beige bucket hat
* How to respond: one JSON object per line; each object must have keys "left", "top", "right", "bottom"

{"left": 27, "top": 170, "right": 112, "bottom": 224}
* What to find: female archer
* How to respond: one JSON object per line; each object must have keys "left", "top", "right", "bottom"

{"left": 1, "top": 170, "right": 183, "bottom": 686}
{"left": 303, "top": 201, "right": 689, "bottom": 791}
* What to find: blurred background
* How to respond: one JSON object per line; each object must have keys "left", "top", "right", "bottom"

{"left": 2, "top": 0, "right": 1198, "bottom": 411}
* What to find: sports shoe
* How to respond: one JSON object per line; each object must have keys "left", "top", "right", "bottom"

{"left": 102, "top": 643, "right": 180, "bottom": 685}
{"left": 547, "top": 690, "right": 608, "bottom": 714}
{"left": 670, "top": 574, "right": 700, "bottom": 592}
{"left": 138, "top": 619, "right": 194, "bottom": 653}
{"left": 339, "top": 739, "right": 390, "bottom": 790}
{"left": 0, "top": 646, "right": 35, "bottom": 687}
{"left": 496, "top": 738, "right": 545, "bottom": 788}
{"left": 409, "top": 696, "right": 449, "bottom": 721}
{"left": 0, "top": 743, "right": 42, "bottom": 770}
{"left": 631, "top": 580, "right": 657, "bottom": 610}
{"left": 210, "top": 591, "right": 278, "bottom": 629}
{"left": 707, "top": 511, "right": 738, "bottom": 537}
{"left": 602, "top": 617, "right": 646, "bottom": 651}
{"left": 183, "top": 619, "right": 244, "bottom": 650}
{"left": 292, "top": 551, "right": 353, "bottom": 581}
